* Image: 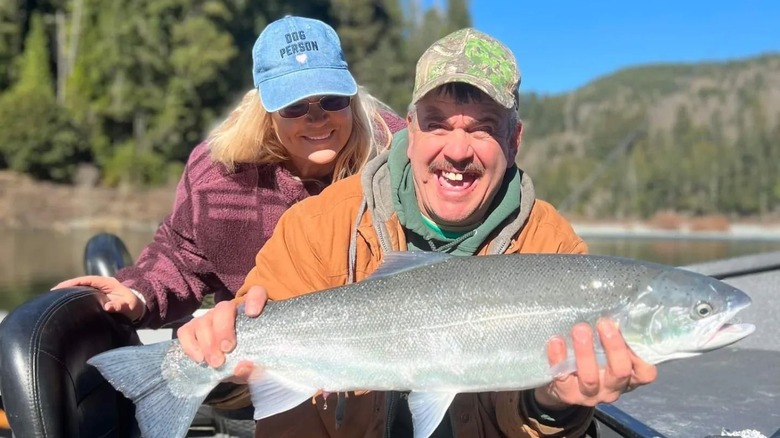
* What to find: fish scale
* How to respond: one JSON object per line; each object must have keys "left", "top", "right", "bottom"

{"left": 227, "top": 254, "right": 639, "bottom": 391}
{"left": 88, "top": 252, "right": 754, "bottom": 438}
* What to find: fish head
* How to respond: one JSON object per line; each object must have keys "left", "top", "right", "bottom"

{"left": 617, "top": 268, "right": 755, "bottom": 365}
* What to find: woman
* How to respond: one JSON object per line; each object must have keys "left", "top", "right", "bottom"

{"left": 54, "top": 16, "right": 404, "bottom": 329}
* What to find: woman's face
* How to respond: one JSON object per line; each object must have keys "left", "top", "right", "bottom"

{"left": 271, "top": 95, "right": 354, "bottom": 179}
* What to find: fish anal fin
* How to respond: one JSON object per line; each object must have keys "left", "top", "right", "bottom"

{"left": 248, "top": 370, "right": 318, "bottom": 420}
{"left": 407, "top": 391, "right": 456, "bottom": 438}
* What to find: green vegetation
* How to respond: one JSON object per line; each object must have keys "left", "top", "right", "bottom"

{"left": 0, "top": 0, "right": 464, "bottom": 186}
{"left": 1, "top": 1, "right": 778, "bottom": 219}
{"left": 521, "top": 54, "right": 780, "bottom": 219}
{"left": 0, "top": 14, "right": 86, "bottom": 182}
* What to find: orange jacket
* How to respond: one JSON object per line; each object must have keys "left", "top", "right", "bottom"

{"left": 232, "top": 149, "right": 592, "bottom": 438}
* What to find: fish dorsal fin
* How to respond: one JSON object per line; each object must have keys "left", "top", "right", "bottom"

{"left": 248, "top": 369, "right": 318, "bottom": 420}
{"left": 407, "top": 391, "right": 456, "bottom": 438}
{"left": 368, "top": 251, "right": 453, "bottom": 280}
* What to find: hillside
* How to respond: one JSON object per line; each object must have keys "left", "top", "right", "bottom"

{"left": 3, "top": 54, "right": 780, "bottom": 227}
{"left": 518, "top": 53, "right": 780, "bottom": 219}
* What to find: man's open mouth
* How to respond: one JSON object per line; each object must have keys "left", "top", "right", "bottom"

{"left": 437, "top": 170, "right": 479, "bottom": 190}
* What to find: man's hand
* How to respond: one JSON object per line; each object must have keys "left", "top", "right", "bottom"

{"left": 54, "top": 276, "right": 144, "bottom": 321}
{"left": 176, "top": 286, "right": 268, "bottom": 375}
{"left": 535, "top": 319, "right": 658, "bottom": 410}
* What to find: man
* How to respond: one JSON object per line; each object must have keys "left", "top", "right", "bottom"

{"left": 179, "top": 28, "right": 657, "bottom": 437}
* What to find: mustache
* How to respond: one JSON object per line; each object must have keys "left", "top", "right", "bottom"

{"left": 428, "top": 160, "right": 485, "bottom": 175}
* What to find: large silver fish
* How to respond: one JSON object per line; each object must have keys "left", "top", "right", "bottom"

{"left": 88, "top": 252, "right": 755, "bottom": 438}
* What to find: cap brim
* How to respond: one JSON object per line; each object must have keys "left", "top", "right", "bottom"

{"left": 258, "top": 67, "right": 358, "bottom": 113}
{"left": 413, "top": 74, "right": 515, "bottom": 109}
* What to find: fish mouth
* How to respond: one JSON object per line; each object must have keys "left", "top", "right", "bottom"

{"left": 699, "top": 322, "right": 755, "bottom": 351}
{"left": 697, "top": 300, "right": 755, "bottom": 351}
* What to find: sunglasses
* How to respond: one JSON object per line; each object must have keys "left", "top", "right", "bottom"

{"left": 278, "top": 95, "right": 352, "bottom": 119}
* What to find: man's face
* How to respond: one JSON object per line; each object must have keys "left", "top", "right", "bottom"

{"left": 407, "top": 91, "right": 520, "bottom": 230}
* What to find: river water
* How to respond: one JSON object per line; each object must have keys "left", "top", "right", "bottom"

{"left": 1, "top": 228, "right": 780, "bottom": 312}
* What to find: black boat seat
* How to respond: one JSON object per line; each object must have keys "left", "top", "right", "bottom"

{"left": 0, "top": 287, "right": 141, "bottom": 437}
{"left": 0, "top": 233, "right": 254, "bottom": 437}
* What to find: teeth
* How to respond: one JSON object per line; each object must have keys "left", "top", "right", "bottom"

{"left": 441, "top": 171, "right": 463, "bottom": 181}
{"left": 307, "top": 133, "right": 330, "bottom": 140}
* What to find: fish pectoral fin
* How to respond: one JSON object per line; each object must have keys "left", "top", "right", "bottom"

{"left": 549, "top": 356, "right": 577, "bottom": 377}
{"left": 368, "top": 251, "right": 453, "bottom": 280}
{"left": 407, "top": 391, "right": 456, "bottom": 438}
{"left": 248, "top": 370, "right": 318, "bottom": 420}
{"left": 549, "top": 351, "right": 607, "bottom": 377}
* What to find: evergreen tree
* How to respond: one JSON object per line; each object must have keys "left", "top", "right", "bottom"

{"left": 445, "top": 0, "right": 471, "bottom": 31}
{"left": 11, "top": 13, "right": 53, "bottom": 97}
{"left": 330, "top": 0, "right": 408, "bottom": 111}
{"left": 0, "top": 0, "right": 23, "bottom": 90}
{"left": 0, "top": 13, "right": 85, "bottom": 181}
{"left": 63, "top": 0, "right": 241, "bottom": 186}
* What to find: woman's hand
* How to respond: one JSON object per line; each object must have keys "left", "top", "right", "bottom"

{"left": 54, "top": 276, "right": 144, "bottom": 321}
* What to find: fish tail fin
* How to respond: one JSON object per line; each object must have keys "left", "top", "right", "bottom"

{"left": 88, "top": 341, "right": 214, "bottom": 438}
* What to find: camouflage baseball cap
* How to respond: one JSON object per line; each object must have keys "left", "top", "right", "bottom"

{"left": 412, "top": 28, "right": 520, "bottom": 109}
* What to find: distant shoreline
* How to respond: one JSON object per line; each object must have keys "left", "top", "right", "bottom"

{"left": 4, "top": 219, "right": 780, "bottom": 244}
{"left": 572, "top": 222, "right": 780, "bottom": 242}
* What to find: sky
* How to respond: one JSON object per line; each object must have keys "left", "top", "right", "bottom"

{"left": 463, "top": 1, "right": 780, "bottom": 95}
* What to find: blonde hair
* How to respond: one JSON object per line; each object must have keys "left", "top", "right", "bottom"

{"left": 208, "top": 87, "right": 386, "bottom": 181}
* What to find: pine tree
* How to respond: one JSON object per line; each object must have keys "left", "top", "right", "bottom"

{"left": 12, "top": 13, "right": 54, "bottom": 97}
{"left": 0, "top": 0, "right": 24, "bottom": 90}
{"left": 329, "top": 0, "right": 408, "bottom": 111}
{"left": 0, "top": 12, "right": 85, "bottom": 181}
{"left": 445, "top": 0, "right": 471, "bottom": 31}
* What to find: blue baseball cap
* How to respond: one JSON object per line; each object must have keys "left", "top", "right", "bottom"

{"left": 252, "top": 16, "right": 358, "bottom": 113}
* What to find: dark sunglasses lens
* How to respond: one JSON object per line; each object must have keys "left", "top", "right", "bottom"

{"left": 279, "top": 102, "right": 309, "bottom": 118}
{"left": 320, "top": 96, "right": 351, "bottom": 111}
{"left": 279, "top": 96, "right": 351, "bottom": 118}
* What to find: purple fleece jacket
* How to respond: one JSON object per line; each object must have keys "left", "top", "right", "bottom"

{"left": 117, "top": 111, "right": 406, "bottom": 329}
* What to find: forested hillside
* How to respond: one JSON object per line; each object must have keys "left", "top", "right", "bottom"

{"left": 520, "top": 54, "right": 780, "bottom": 219}
{"left": 1, "top": 1, "right": 778, "bottom": 220}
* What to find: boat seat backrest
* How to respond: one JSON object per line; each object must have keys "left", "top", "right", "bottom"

{"left": 0, "top": 288, "right": 141, "bottom": 437}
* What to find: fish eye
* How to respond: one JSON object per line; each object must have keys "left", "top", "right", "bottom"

{"left": 693, "top": 301, "right": 713, "bottom": 319}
